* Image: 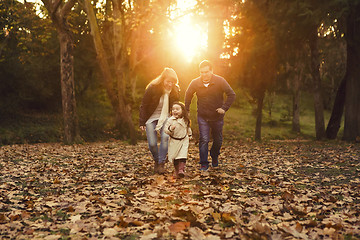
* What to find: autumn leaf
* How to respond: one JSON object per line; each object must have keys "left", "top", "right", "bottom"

{"left": 0, "top": 140, "right": 359, "bottom": 239}
{"left": 168, "top": 221, "right": 190, "bottom": 233}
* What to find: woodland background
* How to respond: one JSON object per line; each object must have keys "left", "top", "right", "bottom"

{"left": 1, "top": 0, "right": 360, "bottom": 145}
{"left": 1, "top": 1, "right": 360, "bottom": 239}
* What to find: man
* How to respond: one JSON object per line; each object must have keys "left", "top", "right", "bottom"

{"left": 185, "top": 60, "right": 236, "bottom": 171}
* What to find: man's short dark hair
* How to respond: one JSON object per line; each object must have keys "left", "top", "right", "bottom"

{"left": 199, "top": 60, "right": 213, "bottom": 71}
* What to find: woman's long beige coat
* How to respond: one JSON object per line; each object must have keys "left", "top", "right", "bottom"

{"left": 164, "top": 116, "right": 192, "bottom": 163}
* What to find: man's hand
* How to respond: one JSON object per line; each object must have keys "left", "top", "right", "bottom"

{"left": 140, "top": 126, "right": 146, "bottom": 131}
{"left": 216, "top": 108, "right": 225, "bottom": 115}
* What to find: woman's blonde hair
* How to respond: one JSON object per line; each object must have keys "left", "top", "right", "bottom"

{"left": 146, "top": 67, "right": 179, "bottom": 89}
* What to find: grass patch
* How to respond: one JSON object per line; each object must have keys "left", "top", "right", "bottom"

{"left": 0, "top": 92, "right": 345, "bottom": 144}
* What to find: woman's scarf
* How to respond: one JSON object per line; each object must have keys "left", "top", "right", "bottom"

{"left": 155, "top": 89, "right": 171, "bottom": 131}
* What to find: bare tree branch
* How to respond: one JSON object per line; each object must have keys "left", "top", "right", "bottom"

{"left": 62, "top": 0, "right": 77, "bottom": 17}
{"left": 53, "top": 0, "right": 62, "bottom": 14}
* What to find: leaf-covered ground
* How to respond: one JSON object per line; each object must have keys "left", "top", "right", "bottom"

{"left": 0, "top": 140, "right": 359, "bottom": 239}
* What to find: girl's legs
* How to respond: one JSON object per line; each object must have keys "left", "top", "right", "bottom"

{"left": 173, "top": 159, "right": 180, "bottom": 178}
{"left": 177, "top": 158, "right": 186, "bottom": 178}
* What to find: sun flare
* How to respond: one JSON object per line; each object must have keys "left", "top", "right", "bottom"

{"left": 173, "top": 17, "right": 207, "bottom": 62}
{"left": 170, "top": 1, "right": 207, "bottom": 62}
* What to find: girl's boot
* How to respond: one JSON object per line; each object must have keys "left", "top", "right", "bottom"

{"left": 173, "top": 160, "right": 179, "bottom": 178}
{"left": 178, "top": 160, "right": 186, "bottom": 178}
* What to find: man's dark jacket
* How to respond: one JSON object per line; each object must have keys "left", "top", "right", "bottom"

{"left": 185, "top": 74, "right": 236, "bottom": 121}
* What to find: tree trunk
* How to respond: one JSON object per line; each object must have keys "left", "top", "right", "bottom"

{"left": 84, "top": 0, "right": 137, "bottom": 144}
{"left": 292, "top": 70, "right": 301, "bottom": 133}
{"left": 255, "top": 90, "right": 265, "bottom": 141}
{"left": 41, "top": 0, "right": 79, "bottom": 144}
{"left": 326, "top": 72, "right": 346, "bottom": 139}
{"left": 343, "top": 2, "right": 360, "bottom": 141}
{"left": 308, "top": 28, "right": 325, "bottom": 140}
{"left": 207, "top": 0, "right": 227, "bottom": 66}
{"left": 58, "top": 30, "right": 80, "bottom": 144}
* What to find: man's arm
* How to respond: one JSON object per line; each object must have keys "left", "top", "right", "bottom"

{"left": 221, "top": 79, "right": 236, "bottom": 111}
{"left": 185, "top": 81, "right": 196, "bottom": 112}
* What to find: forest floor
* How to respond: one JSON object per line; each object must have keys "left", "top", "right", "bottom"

{"left": 0, "top": 140, "right": 359, "bottom": 239}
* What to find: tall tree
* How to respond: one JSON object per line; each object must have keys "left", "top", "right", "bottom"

{"left": 41, "top": 0, "right": 80, "bottom": 144}
{"left": 343, "top": 0, "right": 360, "bottom": 141}
{"left": 226, "top": 0, "right": 278, "bottom": 140}
{"left": 269, "top": 0, "right": 328, "bottom": 139}
{"left": 83, "top": 0, "right": 174, "bottom": 144}
{"left": 308, "top": 24, "right": 326, "bottom": 140}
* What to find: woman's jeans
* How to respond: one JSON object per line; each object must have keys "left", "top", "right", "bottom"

{"left": 146, "top": 120, "right": 169, "bottom": 164}
{"left": 197, "top": 115, "right": 224, "bottom": 167}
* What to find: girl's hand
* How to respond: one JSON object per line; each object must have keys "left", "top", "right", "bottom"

{"left": 170, "top": 125, "right": 176, "bottom": 131}
{"left": 140, "top": 126, "right": 146, "bottom": 131}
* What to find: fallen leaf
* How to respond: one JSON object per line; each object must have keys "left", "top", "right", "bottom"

{"left": 169, "top": 221, "right": 190, "bottom": 233}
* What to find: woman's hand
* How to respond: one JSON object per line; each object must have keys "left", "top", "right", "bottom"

{"left": 216, "top": 108, "right": 225, "bottom": 115}
{"left": 170, "top": 125, "right": 176, "bottom": 131}
{"left": 140, "top": 126, "right": 146, "bottom": 131}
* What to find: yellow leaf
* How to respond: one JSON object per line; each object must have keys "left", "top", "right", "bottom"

{"left": 212, "top": 212, "right": 221, "bottom": 222}
{"left": 222, "top": 213, "right": 235, "bottom": 223}
{"left": 53, "top": 178, "right": 60, "bottom": 184}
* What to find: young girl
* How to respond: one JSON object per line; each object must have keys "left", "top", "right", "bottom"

{"left": 164, "top": 102, "right": 192, "bottom": 178}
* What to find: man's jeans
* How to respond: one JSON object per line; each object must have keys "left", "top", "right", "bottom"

{"left": 197, "top": 115, "right": 224, "bottom": 167}
{"left": 146, "top": 120, "right": 169, "bottom": 164}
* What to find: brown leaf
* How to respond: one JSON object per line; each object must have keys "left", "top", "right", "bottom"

{"left": 168, "top": 221, "right": 190, "bottom": 233}
{"left": 53, "top": 177, "right": 61, "bottom": 184}
{"left": 253, "top": 222, "right": 271, "bottom": 235}
{"left": 281, "top": 191, "right": 294, "bottom": 201}
{"left": 295, "top": 222, "right": 303, "bottom": 232}
{"left": 0, "top": 214, "right": 9, "bottom": 224}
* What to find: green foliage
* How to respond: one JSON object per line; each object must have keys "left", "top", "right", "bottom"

{"left": 221, "top": 92, "right": 342, "bottom": 141}
{"left": 0, "top": 113, "right": 62, "bottom": 145}
{"left": 0, "top": 0, "right": 61, "bottom": 114}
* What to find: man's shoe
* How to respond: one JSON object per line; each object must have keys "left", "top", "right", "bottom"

{"left": 200, "top": 165, "right": 209, "bottom": 171}
{"left": 212, "top": 159, "right": 219, "bottom": 167}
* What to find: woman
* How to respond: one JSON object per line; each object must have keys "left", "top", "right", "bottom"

{"left": 139, "top": 68, "right": 180, "bottom": 174}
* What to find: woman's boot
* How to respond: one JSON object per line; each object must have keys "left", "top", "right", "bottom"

{"left": 157, "top": 162, "right": 166, "bottom": 174}
{"left": 153, "top": 161, "right": 159, "bottom": 174}
{"left": 178, "top": 160, "right": 186, "bottom": 178}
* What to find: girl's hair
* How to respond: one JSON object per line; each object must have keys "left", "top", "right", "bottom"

{"left": 171, "top": 101, "right": 191, "bottom": 127}
{"left": 146, "top": 67, "right": 179, "bottom": 90}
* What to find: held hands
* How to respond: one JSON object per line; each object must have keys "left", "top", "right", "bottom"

{"left": 216, "top": 108, "right": 225, "bottom": 115}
